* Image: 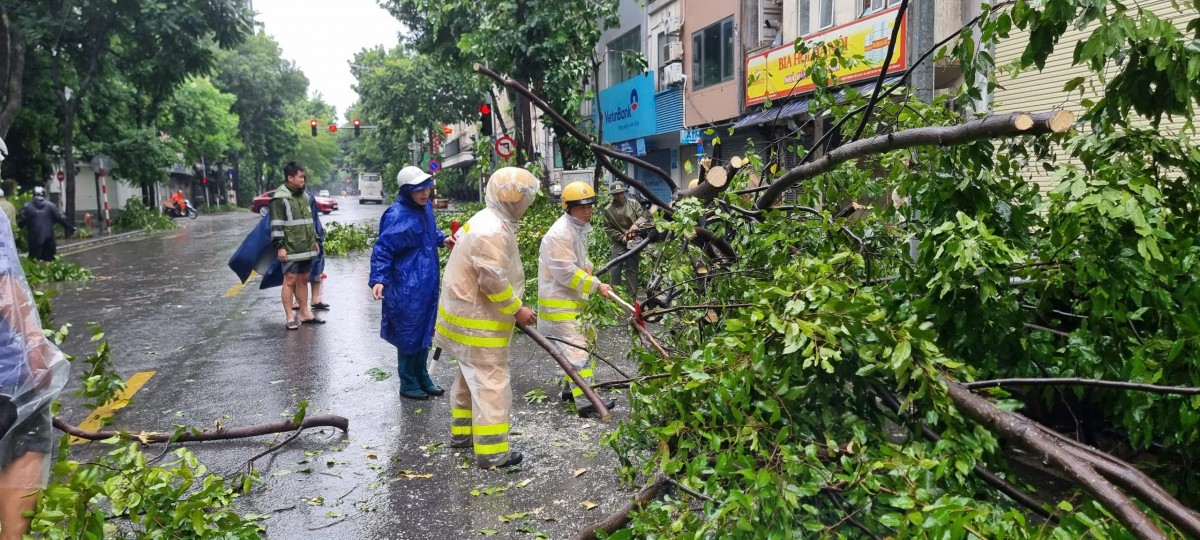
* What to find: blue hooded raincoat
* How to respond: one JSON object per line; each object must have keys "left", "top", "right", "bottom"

{"left": 228, "top": 192, "right": 325, "bottom": 289}
{"left": 369, "top": 180, "right": 446, "bottom": 354}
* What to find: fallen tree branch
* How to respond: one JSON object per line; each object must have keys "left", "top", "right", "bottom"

{"left": 595, "top": 236, "right": 653, "bottom": 278}
{"left": 641, "top": 303, "right": 753, "bottom": 318}
{"left": 755, "top": 110, "right": 1075, "bottom": 209}
{"left": 965, "top": 378, "right": 1200, "bottom": 395}
{"left": 943, "top": 378, "right": 1167, "bottom": 539}
{"left": 572, "top": 475, "right": 670, "bottom": 540}
{"left": 519, "top": 322, "right": 611, "bottom": 421}
{"left": 53, "top": 414, "right": 349, "bottom": 444}
{"left": 1035, "top": 425, "right": 1200, "bottom": 537}
{"left": 593, "top": 372, "right": 671, "bottom": 390}
{"left": 872, "top": 384, "right": 1055, "bottom": 521}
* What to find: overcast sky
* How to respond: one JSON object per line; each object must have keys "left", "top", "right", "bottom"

{"left": 252, "top": 0, "right": 406, "bottom": 122}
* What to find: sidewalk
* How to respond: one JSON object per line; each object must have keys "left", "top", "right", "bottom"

{"left": 57, "top": 227, "right": 153, "bottom": 256}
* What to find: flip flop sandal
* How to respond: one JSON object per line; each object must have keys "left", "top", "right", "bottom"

{"left": 301, "top": 318, "right": 326, "bottom": 325}
{"left": 312, "top": 302, "right": 331, "bottom": 310}
{"left": 286, "top": 321, "right": 300, "bottom": 330}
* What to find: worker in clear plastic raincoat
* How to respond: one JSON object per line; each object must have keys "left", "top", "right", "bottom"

{"left": 0, "top": 199, "right": 69, "bottom": 536}
{"left": 436, "top": 167, "right": 539, "bottom": 469}
{"left": 538, "top": 181, "right": 617, "bottom": 418}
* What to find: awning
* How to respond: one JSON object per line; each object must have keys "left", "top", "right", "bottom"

{"left": 733, "top": 76, "right": 903, "bottom": 129}
{"left": 441, "top": 151, "right": 477, "bottom": 170}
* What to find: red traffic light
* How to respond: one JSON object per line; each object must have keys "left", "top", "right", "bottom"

{"left": 480, "top": 104, "right": 491, "bottom": 115}
{"left": 353, "top": 119, "right": 361, "bottom": 127}
{"left": 310, "top": 119, "right": 318, "bottom": 127}
{"left": 329, "top": 124, "right": 338, "bottom": 133}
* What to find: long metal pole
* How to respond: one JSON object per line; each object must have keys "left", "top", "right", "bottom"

{"left": 517, "top": 322, "right": 611, "bottom": 422}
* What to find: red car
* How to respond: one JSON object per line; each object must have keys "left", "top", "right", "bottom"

{"left": 251, "top": 191, "right": 339, "bottom": 216}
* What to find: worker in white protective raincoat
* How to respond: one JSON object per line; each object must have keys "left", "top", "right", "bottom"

{"left": 437, "top": 167, "right": 539, "bottom": 469}
{"left": 538, "top": 181, "right": 617, "bottom": 417}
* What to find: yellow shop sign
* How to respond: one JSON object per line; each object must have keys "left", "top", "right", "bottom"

{"left": 746, "top": 7, "right": 907, "bottom": 105}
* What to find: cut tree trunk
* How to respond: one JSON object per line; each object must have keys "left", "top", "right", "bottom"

{"left": 755, "top": 110, "right": 1075, "bottom": 210}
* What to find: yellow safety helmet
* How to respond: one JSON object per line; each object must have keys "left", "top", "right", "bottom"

{"left": 687, "top": 178, "right": 700, "bottom": 189}
{"left": 561, "top": 181, "right": 597, "bottom": 211}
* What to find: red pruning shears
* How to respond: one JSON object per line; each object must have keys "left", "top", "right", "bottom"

{"left": 449, "top": 219, "right": 460, "bottom": 250}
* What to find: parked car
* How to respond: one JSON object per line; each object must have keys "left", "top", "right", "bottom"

{"left": 251, "top": 191, "right": 339, "bottom": 216}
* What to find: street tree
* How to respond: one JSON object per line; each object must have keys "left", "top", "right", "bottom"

{"left": 42, "top": 0, "right": 251, "bottom": 218}
{"left": 158, "top": 78, "right": 242, "bottom": 169}
{"left": 212, "top": 32, "right": 309, "bottom": 199}
{"left": 350, "top": 44, "right": 487, "bottom": 186}
{"left": 380, "top": 0, "right": 620, "bottom": 168}
{"left": 286, "top": 95, "right": 339, "bottom": 189}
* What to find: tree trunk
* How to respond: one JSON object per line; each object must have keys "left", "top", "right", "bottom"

{"left": 0, "top": 18, "right": 25, "bottom": 139}
{"left": 62, "top": 112, "right": 76, "bottom": 219}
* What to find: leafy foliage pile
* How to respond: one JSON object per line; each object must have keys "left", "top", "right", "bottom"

{"left": 323, "top": 222, "right": 378, "bottom": 256}
{"left": 584, "top": 2, "right": 1200, "bottom": 538}
{"left": 21, "top": 257, "right": 94, "bottom": 284}
{"left": 112, "top": 199, "right": 178, "bottom": 232}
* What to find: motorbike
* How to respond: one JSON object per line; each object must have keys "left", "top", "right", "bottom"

{"left": 164, "top": 200, "right": 199, "bottom": 219}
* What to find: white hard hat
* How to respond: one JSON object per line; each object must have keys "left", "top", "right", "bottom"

{"left": 396, "top": 166, "right": 433, "bottom": 188}
{"left": 0, "top": 136, "right": 7, "bottom": 163}
{"left": 33, "top": 186, "right": 45, "bottom": 197}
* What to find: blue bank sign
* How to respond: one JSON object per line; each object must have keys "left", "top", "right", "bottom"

{"left": 598, "top": 72, "right": 657, "bottom": 143}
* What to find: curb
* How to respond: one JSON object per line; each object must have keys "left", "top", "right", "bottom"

{"left": 58, "top": 229, "right": 155, "bottom": 256}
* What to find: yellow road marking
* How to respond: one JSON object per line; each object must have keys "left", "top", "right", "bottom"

{"left": 224, "top": 270, "right": 259, "bottom": 297}
{"left": 70, "top": 371, "right": 156, "bottom": 445}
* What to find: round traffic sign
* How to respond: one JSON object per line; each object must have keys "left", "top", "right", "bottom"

{"left": 56, "top": 170, "right": 65, "bottom": 181}
{"left": 495, "top": 135, "right": 516, "bottom": 158}
{"left": 429, "top": 161, "right": 441, "bottom": 173}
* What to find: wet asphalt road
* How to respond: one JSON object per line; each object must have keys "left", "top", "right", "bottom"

{"left": 49, "top": 199, "right": 640, "bottom": 539}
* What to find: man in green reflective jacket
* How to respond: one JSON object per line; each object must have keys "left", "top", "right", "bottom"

{"left": 270, "top": 162, "right": 322, "bottom": 330}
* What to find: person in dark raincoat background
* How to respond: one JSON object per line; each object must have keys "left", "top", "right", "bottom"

{"left": 369, "top": 166, "right": 454, "bottom": 400}
{"left": 17, "top": 187, "right": 74, "bottom": 262}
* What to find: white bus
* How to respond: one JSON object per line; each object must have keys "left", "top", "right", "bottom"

{"left": 358, "top": 172, "right": 384, "bottom": 204}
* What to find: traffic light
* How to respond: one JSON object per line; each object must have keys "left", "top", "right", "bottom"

{"left": 329, "top": 124, "right": 338, "bottom": 133}
{"left": 353, "top": 119, "right": 361, "bottom": 137}
{"left": 479, "top": 103, "right": 493, "bottom": 137}
{"left": 310, "top": 119, "right": 318, "bottom": 137}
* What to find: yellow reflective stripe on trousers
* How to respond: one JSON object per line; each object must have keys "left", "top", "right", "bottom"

{"left": 438, "top": 307, "right": 514, "bottom": 331}
{"left": 540, "top": 311, "right": 577, "bottom": 322}
{"left": 436, "top": 323, "right": 511, "bottom": 348}
{"left": 486, "top": 285, "right": 515, "bottom": 303}
{"left": 497, "top": 298, "right": 522, "bottom": 315}
{"left": 451, "top": 426, "right": 472, "bottom": 435}
{"left": 474, "top": 441, "right": 510, "bottom": 455}
{"left": 451, "top": 408, "right": 472, "bottom": 419}
{"left": 473, "top": 423, "right": 509, "bottom": 436}
{"left": 569, "top": 270, "right": 587, "bottom": 290}
{"left": 538, "top": 298, "right": 586, "bottom": 310}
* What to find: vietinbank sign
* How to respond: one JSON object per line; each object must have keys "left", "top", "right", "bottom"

{"left": 598, "top": 72, "right": 656, "bottom": 143}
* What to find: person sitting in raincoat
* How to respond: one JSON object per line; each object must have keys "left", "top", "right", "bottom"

{"left": 369, "top": 166, "right": 454, "bottom": 400}
{"left": 437, "top": 167, "right": 539, "bottom": 469}
{"left": 0, "top": 209, "right": 69, "bottom": 538}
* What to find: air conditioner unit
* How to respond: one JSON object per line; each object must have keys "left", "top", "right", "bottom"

{"left": 660, "top": 63, "right": 685, "bottom": 88}
{"left": 664, "top": 41, "right": 684, "bottom": 63}
{"left": 664, "top": 16, "right": 682, "bottom": 35}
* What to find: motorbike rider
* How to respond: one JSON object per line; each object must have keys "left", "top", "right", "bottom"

{"left": 437, "top": 167, "right": 539, "bottom": 469}
{"left": 16, "top": 188, "right": 74, "bottom": 262}
{"left": 169, "top": 190, "right": 187, "bottom": 216}
{"left": 538, "top": 181, "right": 616, "bottom": 417}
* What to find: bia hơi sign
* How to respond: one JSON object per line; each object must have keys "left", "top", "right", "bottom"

{"left": 745, "top": 6, "right": 907, "bottom": 106}
{"left": 598, "top": 72, "right": 657, "bottom": 143}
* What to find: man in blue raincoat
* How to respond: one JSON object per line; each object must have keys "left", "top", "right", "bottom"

{"left": 369, "top": 166, "right": 454, "bottom": 400}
